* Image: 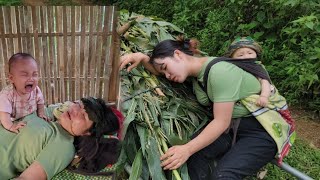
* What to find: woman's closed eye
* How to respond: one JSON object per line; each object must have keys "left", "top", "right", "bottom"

{"left": 160, "top": 64, "right": 167, "bottom": 71}
{"left": 74, "top": 101, "right": 86, "bottom": 119}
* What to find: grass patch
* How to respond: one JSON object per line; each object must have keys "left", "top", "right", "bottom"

{"left": 261, "top": 138, "right": 320, "bottom": 179}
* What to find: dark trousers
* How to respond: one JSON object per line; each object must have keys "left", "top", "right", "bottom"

{"left": 187, "top": 116, "right": 277, "bottom": 180}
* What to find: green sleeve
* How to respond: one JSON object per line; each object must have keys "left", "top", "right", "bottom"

{"left": 208, "top": 62, "right": 243, "bottom": 102}
{"left": 36, "top": 136, "right": 75, "bottom": 179}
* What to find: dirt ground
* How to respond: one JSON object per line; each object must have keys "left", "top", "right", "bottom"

{"left": 291, "top": 107, "right": 320, "bottom": 148}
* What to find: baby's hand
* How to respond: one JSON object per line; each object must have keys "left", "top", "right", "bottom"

{"left": 38, "top": 114, "right": 51, "bottom": 122}
{"left": 256, "top": 96, "right": 268, "bottom": 107}
{"left": 9, "top": 121, "right": 27, "bottom": 133}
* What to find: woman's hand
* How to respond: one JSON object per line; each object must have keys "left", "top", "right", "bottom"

{"left": 160, "top": 144, "right": 192, "bottom": 170}
{"left": 119, "top": 52, "right": 149, "bottom": 72}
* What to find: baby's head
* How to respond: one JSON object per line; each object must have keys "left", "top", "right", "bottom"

{"left": 225, "top": 37, "right": 262, "bottom": 59}
{"left": 8, "top": 53, "right": 39, "bottom": 95}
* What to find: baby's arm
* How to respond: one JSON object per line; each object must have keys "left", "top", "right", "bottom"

{"left": 256, "top": 79, "right": 271, "bottom": 107}
{"left": 0, "top": 111, "right": 26, "bottom": 133}
{"left": 37, "top": 104, "right": 50, "bottom": 121}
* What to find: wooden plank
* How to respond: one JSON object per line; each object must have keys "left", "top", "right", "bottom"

{"left": 0, "top": 7, "right": 6, "bottom": 88}
{"left": 55, "top": 6, "right": 67, "bottom": 102}
{"left": 83, "top": 6, "right": 93, "bottom": 98}
{"left": 43, "top": 6, "right": 51, "bottom": 104}
{"left": 55, "top": 6, "right": 63, "bottom": 103}
{"left": 66, "top": 7, "right": 71, "bottom": 101}
{"left": 70, "top": 6, "right": 76, "bottom": 101}
{"left": 74, "top": 6, "right": 81, "bottom": 100}
{"left": 0, "top": 40, "right": 5, "bottom": 88}
{"left": 79, "top": 6, "right": 87, "bottom": 99}
{"left": 94, "top": 6, "right": 103, "bottom": 98}
{"left": 47, "top": 6, "right": 54, "bottom": 104}
{"left": 51, "top": 7, "right": 59, "bottom": 104}
{"left": 40, "top": 6, "right": 51, "bottom": 104}
{"left": 101, "top": 6, "right": 111, "bottom": 101}
{"left": 88, "top": 6, "right": 97, "bottom": 98}
{"left": 62, "top": 6, "right": 68, "bottom": 102}
{"left": 31, "top": 6, "right": 42, "bottom": 96}
{"left": 19, "top": 7, "right": 27, "bottom": 52}
{"left": 0, "top": 7, "right": 8, "bottom": 68}
{"left": 5, "top": 7, "right": 14, "bottom": 59}
{"left": 37, "top": 7, "right": 46, "bottom": 101}
{"left": 24, "top": 6, "right": 33, "bottom": 54}
{"left": 62, "top": 6, "right": 72, "bottom": 100}
{"left": 107, "top": 6, "right": 120, "bottom": 103}
{"left": 11, "top": 7, "right": 18, "bottom": 54}
{"left": 14, "top": 6, "right": 22, "bottom": 52}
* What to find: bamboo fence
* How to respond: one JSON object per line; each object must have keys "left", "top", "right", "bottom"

{"left": 0, "top": 6, "right": 120, "bottom": 106}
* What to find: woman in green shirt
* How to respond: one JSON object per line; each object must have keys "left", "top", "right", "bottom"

{"left": 120, "top": 37, "right": 285, "bottom": 179}
{"left": 0, "top": 97, "right": 121, "bottom": 179}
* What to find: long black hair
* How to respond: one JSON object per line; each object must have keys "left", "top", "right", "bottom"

{"left": 149, "top": 36, "right": 200, "bottom": 64}
{"left": 69, "top": 98, "right": 121, "bottom": 174}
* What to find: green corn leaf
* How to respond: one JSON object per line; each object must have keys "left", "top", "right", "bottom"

{"left": 174, "top": 119, "right": 182, "bottom": 139}
{"left": 145, "top": 136, "right": 167, "bottom": 180}
{"left": 137, "top": 125, "right": 147, "bottom": 155}
{"left": 125, "top": 129, "right": 139, "bottom": 163}
{"left": 121, "top": 99, "right": 138, "bottom": 138}
{"left": 154, "top": 21, "right": 184, "bottom": 33}
{"left": 168, "top": 133, "right": 188, "bottom": 146}
{"left": 129, "top": 149, "right": 143, "bottom": 180}
{"left": 179, "top": 164, "right": 191, "bottom": 180}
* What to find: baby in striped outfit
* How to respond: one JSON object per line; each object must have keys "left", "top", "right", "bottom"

{"left": 0, "top": 53, "right": 48, "bottom": 133}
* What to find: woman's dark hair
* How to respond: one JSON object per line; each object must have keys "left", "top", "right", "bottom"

{"left": 8, "top": 53, "right": 36, "bottom": 72}
{"left": 70, "top": 99, "right": 121, "bottom": 173}
{"left": 149, "top": 36, "right": 200, "bottom": 64}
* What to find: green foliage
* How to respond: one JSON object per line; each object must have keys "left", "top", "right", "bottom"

{"left": 0, "top": 0, "right": 21, "bottom": 5}
{"left": 117, "top": 0, "right": 320, "bottom": 112}
{"left": 114, "top": 0, "right": 175, "bottom": 22}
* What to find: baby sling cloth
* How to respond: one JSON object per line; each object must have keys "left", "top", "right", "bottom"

{"left": 198, "top": 57, "right": 296, "bottom": 164}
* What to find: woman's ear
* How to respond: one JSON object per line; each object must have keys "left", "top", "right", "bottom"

{"left": 173, "top": 49, "right": 185, "bottom": 61}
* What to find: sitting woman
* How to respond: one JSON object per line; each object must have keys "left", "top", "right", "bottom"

{"left": 0, "top": 97, "right": 123, "bottom": 179}
{"left": 120, "top": 37, "right": 295, "bottom": 179}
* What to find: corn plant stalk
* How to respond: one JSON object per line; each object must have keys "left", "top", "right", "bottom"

{"left": 160, "top": 137, "right": 182, "bottom": 180}
{"left": 141, "top": 70, "right": 165, "bottom": 96}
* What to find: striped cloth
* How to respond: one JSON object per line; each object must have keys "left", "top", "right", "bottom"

{"left": 241, "top": 88, "right": 296, "bottom": 164}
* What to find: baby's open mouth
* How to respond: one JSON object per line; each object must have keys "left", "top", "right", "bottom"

{"left": 25, "top": 84, "right": 33, "bottom": 91}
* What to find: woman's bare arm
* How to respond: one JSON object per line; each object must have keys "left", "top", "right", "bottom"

{"left": 16, "top": 161, "right": 47, "bottom": 180}
{"left": 120, "top": 52, "right": 159, "bottom": 75}
{"left": 160, "top": 101, "right": 234, "bottom": 170}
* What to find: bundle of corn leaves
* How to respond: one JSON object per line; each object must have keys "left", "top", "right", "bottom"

{"left": 117, "top": 10, "right": 211, "bottom": 180}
